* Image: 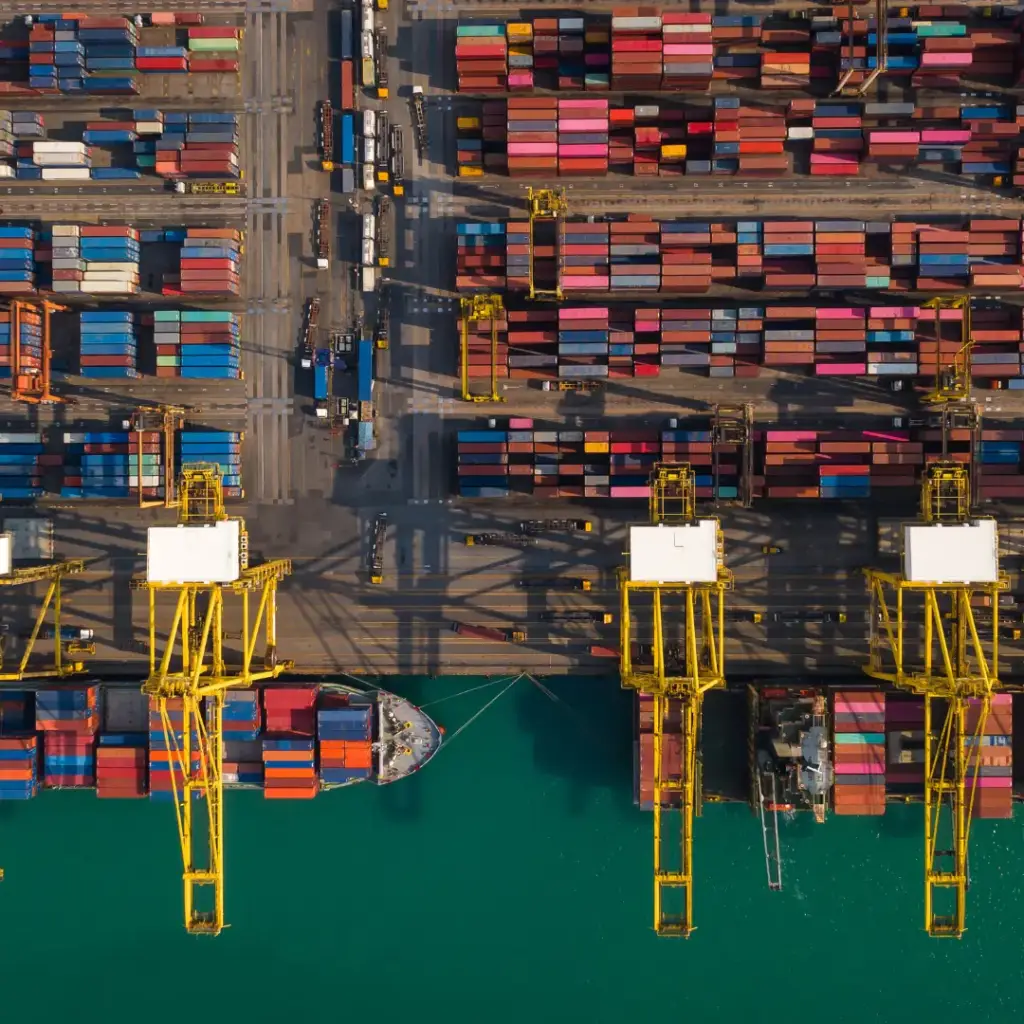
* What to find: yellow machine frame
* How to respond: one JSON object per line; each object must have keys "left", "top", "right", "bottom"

{"left": 863, "top": 463, "right": 1005, "bottom": 937}
{"left": 922, "top": 295, "right": 972, "bottom": 406}
{"left": 139, "top": 466, "right": 292, "bottom": 934}
{"left": 129, "top": 405, "right": 186, "bottom": 509}
{"left": 526, "top": 186, "right": 567, "bottom": 301}
{"left": 0, "top": 560, "right": 88, "bottom": 680}
{"left": 459, "top": 294, "right": 505, "bottom": 404}
{"left": 619, "top": 464, "right": 731, "bottom": 937}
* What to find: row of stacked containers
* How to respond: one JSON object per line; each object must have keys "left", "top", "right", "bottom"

{"left": 637, "top": 693, "right": 1015, "bottom": 817}
{"left": 460, "top": 301, "right": 1024, "bottom": 385}
{"left": 0, "top": 687, "right": 377, "bottom": 800}
{"left": 456, "top": 218, "right": 1024, "bottom": 293}
{"left": 10, "top": 14, "right": 238, "bottom": 98}
{"left": 455, "top": 9, "right": 1023, "bottom": 94}
{"left": 0, "top": 109, "right": 240, "bottom": 182}
{"left": 453, "top": 421, "right": 995, "bottom": 500}
{"left": 457, "top": 96, "right": 1024, "bottom": 183}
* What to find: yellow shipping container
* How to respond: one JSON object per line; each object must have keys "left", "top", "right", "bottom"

{"left": 458, "top": 166, "right": 485, "bottom": 178}
{"left": 584, "top": 442, "right": 610, "bottom": 454}
{"left": 457, "top": 117, "right": 482, "bottom": 130}
{"left": 661, "top": 144, "right": 687, "bottom": 159}
{"left": 586, "top": 30, "right": 610, "bottom": 43}
{"left": 508, "top": 45, "right": 531, "bottom": 59}
{"left": 506, "top": 22, "right": 533, "bottom": 41}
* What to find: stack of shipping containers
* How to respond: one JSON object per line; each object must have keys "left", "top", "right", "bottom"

{"left": 61, "top": 429, "right": 164, "bottom": 500}
{"left": 263, "top": 687, "right": 318, "bottom": 799}
{"left": 148, "top": 697, "right": 199, "bottom": 803}
{"left": 172, "top": 228, "right": 241, "bottom": 296}
{"left": 149, "top": 309, "right": 241, "bottom": 379}
{"left": 186, "top": 25, "right": 241, "bottom": 74}
{"left": 832, "top": 691, "right": 886, "bottom": 815}
{"left": 0, "top": 307, "right": 41, "bottom": 378}
{"left": 636, "top": 694, "right": 681, "bottom": 810}
{"left": 49, "top": 225, "right": 140, "bottom": 296}
{"left": 36, "top": 687, "right": 98, "bottom": 789}
{"left": 0, "top": 225, "right": 36, "bottom": 294}
{"left": 317, "top": 698, "right": 374, "bottom": 785}
{"left": 0, "top": 734, "right": 39, "bottom": 801}
{"left": 0, "top": 432, "right": 43, "bottom": 500}
{"left": 967, "top": 695, "right": 1013, "bottom": 819}
{"left": 222, "top": 690, "right": 264, "bottom": 789}
{"left": 177, "top": 430, "right": 241, "bottom": 497}
{"left": 96, "top": 735, "right": 148, "bottom": 798}
{"left": 78, "top": 310, "right": 138, "bottom": 378}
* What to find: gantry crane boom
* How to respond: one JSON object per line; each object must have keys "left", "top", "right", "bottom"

{"left": 619, "top": 463, "right": 731, "bottom": 936}
{"left": 459, "top": 293, "right": 505, "bottom": 404}
{"left": 526, "top": 186, "right": 567, "bottom": 301}
{"left": 864, "top": 462, "right": 1004, "bottom": 937}
{"left": 138, "top": 464, "right": 292, "bottom": 934}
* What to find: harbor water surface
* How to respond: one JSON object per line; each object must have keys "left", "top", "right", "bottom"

{"left": 1, "top": 675, "right": 1022, "bottom": 1021}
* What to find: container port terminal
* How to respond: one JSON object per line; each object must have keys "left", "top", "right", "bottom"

{"left": 1, "top": 0, "right": 1024, "bottom": 943}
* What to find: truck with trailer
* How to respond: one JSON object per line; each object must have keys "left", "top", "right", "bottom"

{"left": 374, "top": 295, "right": 390, "bottom": 350}
{"left": 172, "top": 180, "right": 245, "bottom": 195}
{"left": 361, "top": 28, "right": 375, "bottom": 88}
{"left": 451, "top": 622, "right": 526, "bottom": 644}
{"left": 369, "top": 513, "right": 387, "bottom": 584}
{"left": 539, "top": 611, "right": 614, "bottom": 625}
{"left": 375, "top": 27, "right": 389, "bottom": 98}
{"left": 390, "top": 125, "right": 405, "bottom": 195}
{"left": 319, "top": 100, "right": 334, "bottom": 171}
{"left": 301, "top": 297, "right": 320, "bottom": 361}
{"left": 314, "top": 198, "right": 330, "bottom": 269}
{"left": 411, "top": 86, "right": 427, "bottom": 157}
{"left": 464, "top": 533, "right": 536, "bottom": 548}
{"left": 517, "top": 577, "right": 593, "bottom": 592}
{"left": 313, "top": 348, "right": 332, "bottom": 417}
{"left": 376, "top": 195, "right": 391, "bottom": 267}
{"left": 375, "top": 111, "right": 391, "bottom": 183}
{"left": 520, "top": 519, "right": 592, "bottom": 534}
{"left": 340, "top": 112, "right": 356, "bottom": 193}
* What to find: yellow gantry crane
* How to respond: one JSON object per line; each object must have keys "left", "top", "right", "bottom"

{"left": 459, "top": 294, "right": 505, "bottom": 404}
{"left": 864, "top": 462, "right": 1005, "bottom": 937}
{"left": 526, "top": 186, "right": 567, "bottom": 301}
{"left": 138, "top": 465, "right": 292, "bottom": 934}
{"left": 619, "top": 464, "right": 732, "bottom": 936}
{"left": 834, "top": 0, "right": 889, "bottom": 96}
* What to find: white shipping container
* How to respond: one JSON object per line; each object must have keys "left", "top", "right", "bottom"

{"left": 82, "top": 272, "right": 140, "bottom": 282}
{"left": 363, "top": 109, "right": 376, "bottom": 139}
{"left": 135, "top": 121, "right": 163, "bottom": 134}
{"left": 81, "top": 282, "right": 140, "bottom": 294}
{"left": 0, "top": 165, "right": 13, "bottom": 179}
{"left": 787, "top": 127, "right": 814, "bottom": 141}
{"left": 363, "top": 137, "right": 375, "bottom": 165}
{"left": 362, "top": 164, "right": 375, "bottom": 191}
{"left": 362, "top": 213, "right": 375, "bottom": 240}
{"left": 84, "top": 261, "right": 139, "bottom": 271}
{"left": 361, "top": 266, "right": 376, "bottom": 293}
{"left": 361, "top": 237, "right": 375, "bottom": 266}
{"left": 51, "top": 259, "right": 85, "bottom": 270}
{"left": 0, "top": 433, "right": 42, "bottom": 443}
{"left": 40, "top": 167, "right": 92, "bottom": 180}
{"left": 52, "top": 225, "right": 81, "bottom": 236}
{"left": 35, "top": 156, "right": 90, "bottom": 167}
{"left": 50, "top": 281, "right": 82, "bottom": 292}
{"left": 32, "top": 141, "right": 88, "bottom": 152}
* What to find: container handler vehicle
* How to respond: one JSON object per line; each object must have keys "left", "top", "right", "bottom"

{"left": 375, "top": 110, "right": 391, "bottom": 183}
{"left": 376, "top": 195, "right": 392, "bottom": 267}
{"left": 375, "top": 294, "right": 390, "bottom": 351}
{"left": 464, "top": 533, "right": 536, "bottom": 549}
{"left": 451, "top": 622, "right": 526, "bottom": 644}
{"left": 540, "top": 379, "right": 601, "bottom": 393}
{"left": 299, "top": 296, "right": 320, "bottom": 368}
{"left": 172, "top": 180, "right": 245, "bottom": 196}
{"left": 375, "top": 28, "right": 389, "bottom": 98}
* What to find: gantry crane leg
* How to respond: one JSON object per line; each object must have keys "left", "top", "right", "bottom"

{"left": 459, "top": 294, "right": 505, "bottom": 404}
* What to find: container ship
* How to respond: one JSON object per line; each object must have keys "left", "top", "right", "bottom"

{"left": 0, "top": 681, "right": 442, "bottom": 800}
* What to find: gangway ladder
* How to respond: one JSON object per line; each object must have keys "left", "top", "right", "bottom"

{"left": 138, "top": 465, "right": 293, "bottom": 935}
{"left": 459, "top": 293, "right": 505, "bottom": 404}
{"left": 526, "top": 187, "right": 568, "bottom": 301}
{"left": 712, "top": 403, "right": 754, "bottom": 508}
{"left": 757, "top": 772, "right": 784, "bottom": 892}
{"left": 9, "top": 299, "right": 68, "bottom": 405}
{"left": 834, "top": 0, "right": 889, "bottom": 96}
{"left": 619, "top": 463, "right": 732, "bottom": 937}
{"left": 863, "top": 461, "right": 1005, "bottom": 938}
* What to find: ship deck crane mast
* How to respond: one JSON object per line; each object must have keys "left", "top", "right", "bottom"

{"left": 526, "top": 186, "right": 567, "bottom": 301}
{"left": 459, "top": 293, "right": 505, "bottom": 404}
{"left": 619, "top": 463, "right": 731, "bottom": 936}
{"left": 138, "top": 465, "right": 292, "bottom": 934}
{"left": 864, "top": 462, "right": 1004, "bottom": 937}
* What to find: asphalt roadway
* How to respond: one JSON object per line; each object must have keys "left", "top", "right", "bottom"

{"left": 4, "top": 1, "right": 1024, "bottom": 681}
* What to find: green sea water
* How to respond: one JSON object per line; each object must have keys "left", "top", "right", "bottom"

{"left": 1, "top": 675, "right": 1023, "bottom": 1022}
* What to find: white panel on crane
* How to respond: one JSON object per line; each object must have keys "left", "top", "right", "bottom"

{"left": 629, "top": 522, "right": 718, "bottom": 584}
{"left": 0, "top": 532, "right": 12, "bottom": 577}
{"left": 146, "top": 521, "right": 241, "bottom": 584}
{"left": 903, "top": 520, "right": 999, "bottom": 584}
